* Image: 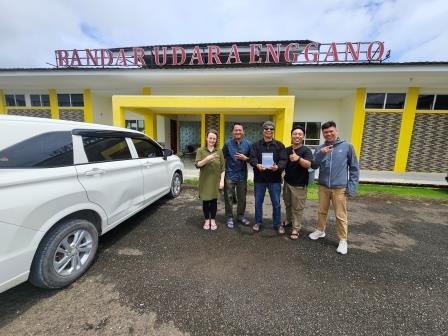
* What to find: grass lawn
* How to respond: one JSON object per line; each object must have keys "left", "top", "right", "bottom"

{"left": 183, "top": 178, "right": 448, "bottom": 200}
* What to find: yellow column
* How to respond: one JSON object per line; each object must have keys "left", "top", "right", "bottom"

{"left": 219, "top": 112, "right": 225, "bottom": 148}
{"left": 351, "top": 88, "right": 367, "bottom": 158}
{"left": 144, "top": 112, "right": 156, "bottom": 138}
{"left": 142, "top": 87, "right": 156, "bottom": 139}
{"left": 0, "top": 90, "right": 6, "bottom": 114}
{"left": 48, "top": 89, "right": 59, "bottom": 119}
{"left": 200, "top": 113, "right": 206, "bottom": 147}
{"left": 112, "top": 96, "right": 125, "bottom": 127}
{"left": 393, "top": 87, "right": 420, "bottom": 172}
{"left": 278, "top": 87, "right": 292, "bottom": 144}
{"left": 83, "top": 89, "right": 93, "bottom": 123}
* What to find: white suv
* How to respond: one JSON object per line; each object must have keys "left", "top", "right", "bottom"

{"left": 0, "top": 116, "right": 183, "bottom": 293}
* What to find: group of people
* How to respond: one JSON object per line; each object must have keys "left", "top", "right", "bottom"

{"left": 195, "top": 120, "right": 359, "bottom": 255}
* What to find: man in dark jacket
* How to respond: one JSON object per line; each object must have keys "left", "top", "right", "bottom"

{"left": 309, "top": 121, "right": 359, "bottom": 255}
{"left": 249, "top": 121, "right": 287, "bottom": 233}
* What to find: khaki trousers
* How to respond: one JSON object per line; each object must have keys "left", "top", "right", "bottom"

{"left": 283, "top": 183, "right": 307, "bottom": 230}
{"left": 317, "top": 185, "right": 348, "bottom": 240}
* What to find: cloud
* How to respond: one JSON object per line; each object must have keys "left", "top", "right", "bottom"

{"left": 0, "top": 0, "right": 446, "bottom": 67}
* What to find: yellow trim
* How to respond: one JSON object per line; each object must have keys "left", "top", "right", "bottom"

{"left": 364, "top": 109, "right": 404, "bottom": 113}
{"left": 200, "top": 113, "right": 206, "bottom": 147}
{"left": 219, "top": 112, "right": 225, "bottom": 148}
{"left": 7, "top": 106, "right": 52, "bottom": 110}
{"left": 393, "top": 87, "right": 420, "bottom": 172}
{"left": 48, "top": 89, "right": 59, "bottom": 119}
{"left": 351, "top": 88, "right": 366, "bottom": 158}
{"left": 142, "top": 87, "right": 151, "bottom": 95}
{"left": 111, "top": 95, "right": 294, "bottom": 144}
{"left": 83, "top": 89, "right": 93, "bottom": 123}
{"left": 416, "top": 110, "right": 448, "bottom": 114}
{"left": 278, "top": 87, "right": 289, "bottom": 95}
{"left": 0, "top": 90, "right": 6, "bottom": 114}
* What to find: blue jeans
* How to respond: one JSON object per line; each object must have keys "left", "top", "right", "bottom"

{"left": 254, "top": 182, "right": 281, "bottom": 228}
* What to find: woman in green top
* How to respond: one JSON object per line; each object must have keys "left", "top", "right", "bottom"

{"left": 195, "top": 129, "right": 225, "bottom": 231}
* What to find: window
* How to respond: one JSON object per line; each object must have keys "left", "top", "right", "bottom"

{"left": 417, "top": 94, "right": 448, "bottom": 110}
{"left": 0, "top": 132, "right": 73, "bottom": 168}
{"left": 4, "top": 94, "right": 26, "bottom": 107}
{"left": 82, "top": 137, "right": 132, "bottom": 163}
{"left": 132, "top": 139, "right": 162, "bottom": 158}
{"left": 126, "top": 120, "right": 145, "bottom": 132}
{"left": 57, "top": 93, "right": 84, "bottom": 107}
{"left": 30, "top": 94, "right": 50, "bottom": 107}
{"left": 292, "top": 122, "right": 321, "bottom": 148}
{"left": 434, "top": 95, "right": 448, "bottom": 110}
{"left": 365, "top": 93, "right": 406, "bottom": 109}
{"left": 417, "top": 95, "right": 435, "bottom": 110}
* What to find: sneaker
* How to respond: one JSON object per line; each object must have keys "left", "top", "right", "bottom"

{"left": 278, "top": 226, "right": 285, "bottom": 234}
{"left": 238, "top": 217, "right": 250, "bottom": 226}
{"left": 336, "top": 240, "right": 348, "bottom": 255}
{"left": 227, "top": 218, "right": 234, "bottom": 229}
{"left": 252, "top": 224, "right": 260, "bottom": 232}
{"left": 308, "top": 230, "right": 326, "bottom": 240}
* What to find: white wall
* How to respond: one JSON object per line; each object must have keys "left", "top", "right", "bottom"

{"left": 91, "top": 93, "right": 113, "bottom": 125}
{"left": 339, "top": 93, "right": 356, "bottom": 141}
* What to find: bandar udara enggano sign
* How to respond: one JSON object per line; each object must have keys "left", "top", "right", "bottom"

{"left": 55, "top": 41, "right": 389, "bottom": 68}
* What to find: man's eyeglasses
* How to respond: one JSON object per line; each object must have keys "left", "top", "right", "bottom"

{"left": 264, "top": 127, "right": 274, "bottom": 131}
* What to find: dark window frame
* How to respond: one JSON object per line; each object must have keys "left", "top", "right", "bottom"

{"left": 365, "top": 92, "right": 407, "bottom": 110}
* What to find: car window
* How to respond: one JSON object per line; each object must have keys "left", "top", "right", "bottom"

{"left": 82, "top": 136, "right": 132, "bottom": 163}
{"left": 132, "top": 139, "right": 163, "bottom": 158}
{"left": 0, "top": 131, "right": 73, "bottom": 168}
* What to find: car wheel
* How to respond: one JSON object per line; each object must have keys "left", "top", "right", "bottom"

{"left": 168, "top": 171, "right": 182, "bottom": 198}
{"left": 29, "top": 219, "right": 99, "bottom": 289}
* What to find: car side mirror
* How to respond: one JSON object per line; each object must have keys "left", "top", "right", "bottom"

{"left": 162, "top": 148, "right": 173, "bottom": 160}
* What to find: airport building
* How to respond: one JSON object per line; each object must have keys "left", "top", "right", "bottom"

{"left": 0, "top": 40, "right": 447, "bottom": 174}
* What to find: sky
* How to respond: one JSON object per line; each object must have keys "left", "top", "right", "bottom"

{"left": 0, "top": 0, "right": 447, "bottom": 68}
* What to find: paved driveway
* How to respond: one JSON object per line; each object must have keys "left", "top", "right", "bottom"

{"left": 1, "top": 187, "right": 447, "bottom": 335}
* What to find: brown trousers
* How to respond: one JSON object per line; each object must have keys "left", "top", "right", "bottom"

{"left": 283, "top": 183, "right": 307, "bottom": 231}
{"left": 317, "top": 185, "right": 348, "bottom": 240}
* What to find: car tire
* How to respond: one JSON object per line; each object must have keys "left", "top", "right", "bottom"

{"left": 168, "top": 171, "right": 182, "bottom": 198}
{"left": 29, "top": 219, "right": 99, "bottom": 289}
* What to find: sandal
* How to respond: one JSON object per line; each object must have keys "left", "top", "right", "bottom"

{"left": 203, "top": 220, "right": 210, "bottom": 230}
{"left": 290, "top": 229, "right": 299, "bottom": 240}
{"left": 210, "top": 219, "right": 218, "bottom": 231}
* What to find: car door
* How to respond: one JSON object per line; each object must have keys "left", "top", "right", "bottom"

{"left": 75, "top": 132, "right": 144, "bottom": 227}
{"left": 131, "top": 138, "right": 169, "bottom": 203}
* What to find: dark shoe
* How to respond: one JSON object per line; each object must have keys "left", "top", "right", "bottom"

{"left": 227, "top": 218, "right": 234, "bottom": 229}
{"left": 238, "top": 217, "right": 250, "bottom": 226}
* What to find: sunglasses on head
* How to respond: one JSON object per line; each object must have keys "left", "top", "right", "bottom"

{"left": 264, "top": 127, "right": 274, "bottom": 131}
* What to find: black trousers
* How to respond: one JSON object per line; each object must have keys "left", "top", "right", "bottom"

{"left": 202, "top": 199, "right": 217, "bottom": 219}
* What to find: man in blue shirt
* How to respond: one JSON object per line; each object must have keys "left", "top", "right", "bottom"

{"left": 222, "top": 123, "right": 252, "bottom": 228}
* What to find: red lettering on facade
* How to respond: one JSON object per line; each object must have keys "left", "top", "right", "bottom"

{"left": 115, "top": 49, "right": 127, "bottom": 66}
{"left": 249, "top": 44, "right": 263, "bottom": 63}
{"left": 345, "top": 42, "right": 360, "bottom": 61}
{"left": 133, "top": 48, "right": 146, "bottom": 66}
{"left": 57, "top": 50, "right": 69, "bottom": 67}
{"left": 304, "top": 43, "right": 319, "bottom": 62}
{"left": 284, "top": 43, "right": 299, "bottom": 63}
{"left": 86, "top": 49, "right": 98, "bottom": 66}
{"left": 226, "top": 44, "right": 242, "bottom": 64}
{"left": 154, "top": 47, "right": 168, "bottom": 66}
{"left": 189, "top": 46, "right": 204, "bottom": 65}
{"left": 70, "top": 49, "right": 82, "bottom": 66}
{"left": 172, "top": 47, "right": 186, "bottom": 65}
{"left": 100, "top": 49, "right": 114, "bottom": 66}
{"left": 367, "top": 41, "right": 385, "bottom": 61}
{"left": 324, "top": 43, "right": 339, "bottom": 62}
{"left": 265, "top": 44, "right": 281, "bottom": 63}
{"left": 207, "top": 45, "right": 222, "bottom": 65}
